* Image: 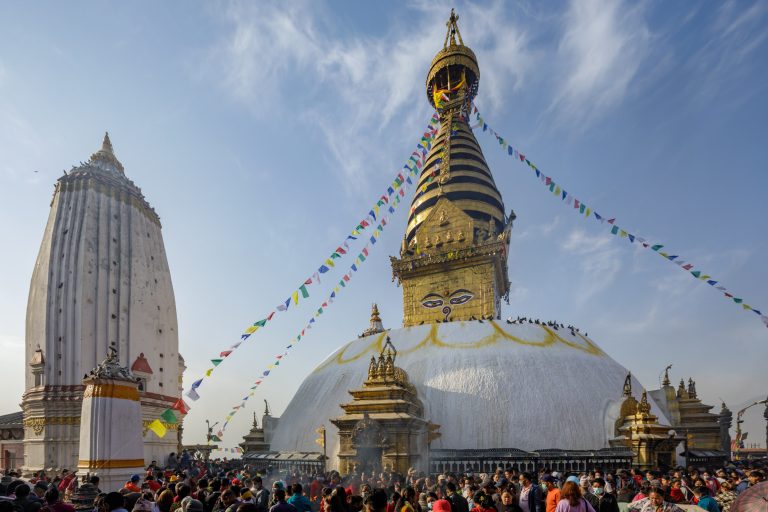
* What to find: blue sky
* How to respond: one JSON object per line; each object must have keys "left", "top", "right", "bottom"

{"left": 1, "top": 1, "right": 767, "bottom": 450}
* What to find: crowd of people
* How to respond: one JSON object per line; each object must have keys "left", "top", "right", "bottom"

{"left": 1, "top": 459, "right": 765, "bottom": 512}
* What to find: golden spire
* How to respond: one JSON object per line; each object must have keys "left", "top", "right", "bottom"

{"left": 639, "top": 390, "right": 651, "bottom": 414}
{"left": 392, "top": 10, "right": 511, "bottom": 326}
{"left": 662, "top": 364, "right": 672, "bottom": 386}
{"left": 444, "top": 9, "right": 464, "bottom": 48}
{"left": 360, "top": 303, "right": 385, "bottom": 337}
{"left": 623, "top": 372, "right": 632, "bottom": 397}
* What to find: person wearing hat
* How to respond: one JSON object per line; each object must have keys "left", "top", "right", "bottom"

{"left": 541, "top": 476, "right": 560, "bottom": 512}
{"left": 124, "top": 476, "right": 142, "bottom": 494}
{"left": 584, "top": 479, "right": 618, "bottom": 512}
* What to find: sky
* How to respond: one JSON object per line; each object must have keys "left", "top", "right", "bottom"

{"left": 1, "top": 1, "right": 767, "bottom": 453}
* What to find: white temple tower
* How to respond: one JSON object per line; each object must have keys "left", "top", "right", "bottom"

{"left": 22, "top": 133, "right": 183, "bottom": 473}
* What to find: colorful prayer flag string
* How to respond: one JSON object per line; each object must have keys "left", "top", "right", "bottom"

{"left": 182, "top": 115, "right": 440, "bottom": 403}
{"left": 473, "top": 106, "right": 767, "bottom": 330}
{"left": 215, "top": 127, "right": 433, "bottom": 436}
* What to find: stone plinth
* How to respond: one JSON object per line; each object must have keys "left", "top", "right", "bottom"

{"left": 77, "top": 352, "right": 144, "bottom": 491}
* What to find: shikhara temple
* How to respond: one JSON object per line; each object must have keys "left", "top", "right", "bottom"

{"left": 0, "top": 10, "right": 735, "bottom": 477}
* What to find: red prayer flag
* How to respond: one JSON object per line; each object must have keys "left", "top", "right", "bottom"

{"left": 172, "top": 399, "right": 189, "bottom": 415}
{"left": 220, "top": 350, "right": 232, "bottom": 358}
{"left": 267, "top": 311, "right": 275, "bottom": 320}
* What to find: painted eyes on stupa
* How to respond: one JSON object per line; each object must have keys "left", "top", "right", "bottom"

{"left": 448, "top": 291, "right": 473, "bottom": 305}
{"left": 420, "top": 289, "right": 474, "bottom": 308}
{"left": 421, "top": 296, "right": 444, "bottom": 309}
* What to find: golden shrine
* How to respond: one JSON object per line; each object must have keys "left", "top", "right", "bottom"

{"left": 610, "top": 373, "right": 683, "bottom": 470}
{"left": 330, "top": 338, "right": 438, "bottom": 474}
{"left": 391, "top": 9, "right": 514, "bottom": 327}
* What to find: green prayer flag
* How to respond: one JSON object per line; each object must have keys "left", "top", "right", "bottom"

{"left": 733, "top": 298, "right": 743, "bottom": 303}
{"left": 651, "top": 245, "right": 663, "bottom": 251}
{"left": 611, "top": 226, "right": 619, "bottom": 235}
{"left": 160, "top": 409, "right": 178, "bottom": 424}
{"left": 210, "top": 435, "right": 222, "bottom": 442}
{"left": 579, "top": 204, "right": 586, "bottom": 214}
{"left": 254, "top": 319, "right": 267, "bottom": 327}
{"left": 300, "top": 284, "right": 309, "bottom": 298}
{"left": 211, "top": 358, "right": 223, "bottom": 366}
{"left": 690, "top": 271, "right": 701, "bottom": 278}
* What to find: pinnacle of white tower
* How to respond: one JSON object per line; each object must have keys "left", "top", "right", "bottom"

{"left": 89, "top": 131, "right": 125, "bottom": 173}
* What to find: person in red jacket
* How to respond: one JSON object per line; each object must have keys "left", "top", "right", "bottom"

{"left": 124, "top": 475, "right": 142, "bottom": 493}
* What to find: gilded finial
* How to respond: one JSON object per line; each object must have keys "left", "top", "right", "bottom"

{"left": 622, "top": 372, "right": 632, "bottom": 397}
{"left": 662, "top": 364, "right": 672, "bottom": 386}
{"left": 638, "top": 390, "right": 651, "bottom": 414}
{"left": 368, "top": 355, "right": 378, "bottom": 380}
{"left": 444, "top": 9, "right": 464, "bottom": 48}
{"left": 677, "top": 378, "right": 686, "bottom": 398}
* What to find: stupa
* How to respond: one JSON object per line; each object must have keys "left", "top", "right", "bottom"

{"left": 269, "top": 11, "right": 671, "bottom": 465}
{"left": 21, "top": 133, "right": 184, "bottom": 472}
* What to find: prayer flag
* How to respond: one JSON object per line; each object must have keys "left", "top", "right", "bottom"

{"left": 205, "top": 368, "right": 214, "bottom": 377}
{"left": 300, "top": 284, "right": 309, "bottom": 298}
{"left": 191, "top": 379, "right": 203, "bottom": 390}
{"left": 186, "top": 388, "right": 200, "bottom": 401}
{"left": 292, "top": 290, "right": 299, "bottom": 305}
{"left": 211, "top": 359, "right": 223, "bottom": 366}
{"left": 651, "top": 245, "right": 663, "bottom": 251}
{"left": 172, "top": 399, "right": 189, "bottom": 415}
{"left": 318, "top": 265, "right": 330, "bottom": 274}
{"left": 611, "top": 226, "right": 619, "bottom": 235}
{"left": 220, "top": 350, "right": 232, "bottom": 358}
{"left": 161, "top": 409, "right": 178, "bottom": 424}
{"left": 148, "top": 419, "right": 167, "bottom": 438}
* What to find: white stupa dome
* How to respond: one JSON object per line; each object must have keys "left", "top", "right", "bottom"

{"left": 270, "top": 320, "right": 668, "bottom": 458}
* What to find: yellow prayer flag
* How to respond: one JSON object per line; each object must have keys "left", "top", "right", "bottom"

{"left": 554, "top": 186, "right": 561, "bottom": 195}
{"left": 585, "top": 208, "right": 591, "bottom": 218}
{"left": 148, "top": 419, "right": 167, "bottom": 438}
{"left": 620, "top": 230, "right": 628, "bottom": 238}
{"left": 292, "top": 290, "right": 299, "bottom": 305}
{"left": 743, "top": 304, "right": 752, "bottom": 310}
{"left": 245, "top": 326, "right": 257, "bottom": 334}
{"left": 205, "top": 368, "right": 214, "bottom": 377}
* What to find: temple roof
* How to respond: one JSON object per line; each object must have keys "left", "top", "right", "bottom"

{"left": 131, "top": 352, "right": 154, "bottom": 374}
{"left": 0, "top": 411, "right": 23, "bottom": 429}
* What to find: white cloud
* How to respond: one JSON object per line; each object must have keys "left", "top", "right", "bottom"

{"left": 206, "top": 1, "right": 531, "bottom": 194}
{"left": 550, "top": 0, "right": 651, "bottom": 127}
{"left": 561, "top": 228, "right": 621, "bottom": 303}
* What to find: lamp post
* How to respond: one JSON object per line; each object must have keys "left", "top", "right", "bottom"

{"left": 764, "top": 397, "right": 768, "bottom": 456}
{"left": 734, "top": 398, "right": 768, "bottom": 461}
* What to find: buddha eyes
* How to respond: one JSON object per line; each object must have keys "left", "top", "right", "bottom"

{"left": 421, "top": 290, "right": 474, "bottom": 309}
{"left": 422, "top": 299, "right": 444, "bottom": 308}
{"left": 449, "top": 293, "right": 473, "bottom": 305}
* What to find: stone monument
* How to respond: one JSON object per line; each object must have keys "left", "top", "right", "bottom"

{"left": 77, "top": 348, "right": 145, "bottom": 491}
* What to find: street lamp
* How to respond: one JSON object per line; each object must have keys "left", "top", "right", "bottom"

{"left": 206, "top": 419, "right": 219, "bottom": 444}
{"left": 734, "top": 398, "right": 768, "bottom": 461}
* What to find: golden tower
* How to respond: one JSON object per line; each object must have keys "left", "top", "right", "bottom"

{"left": 391, "top": 10, "right": 513, "bottom": 326}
